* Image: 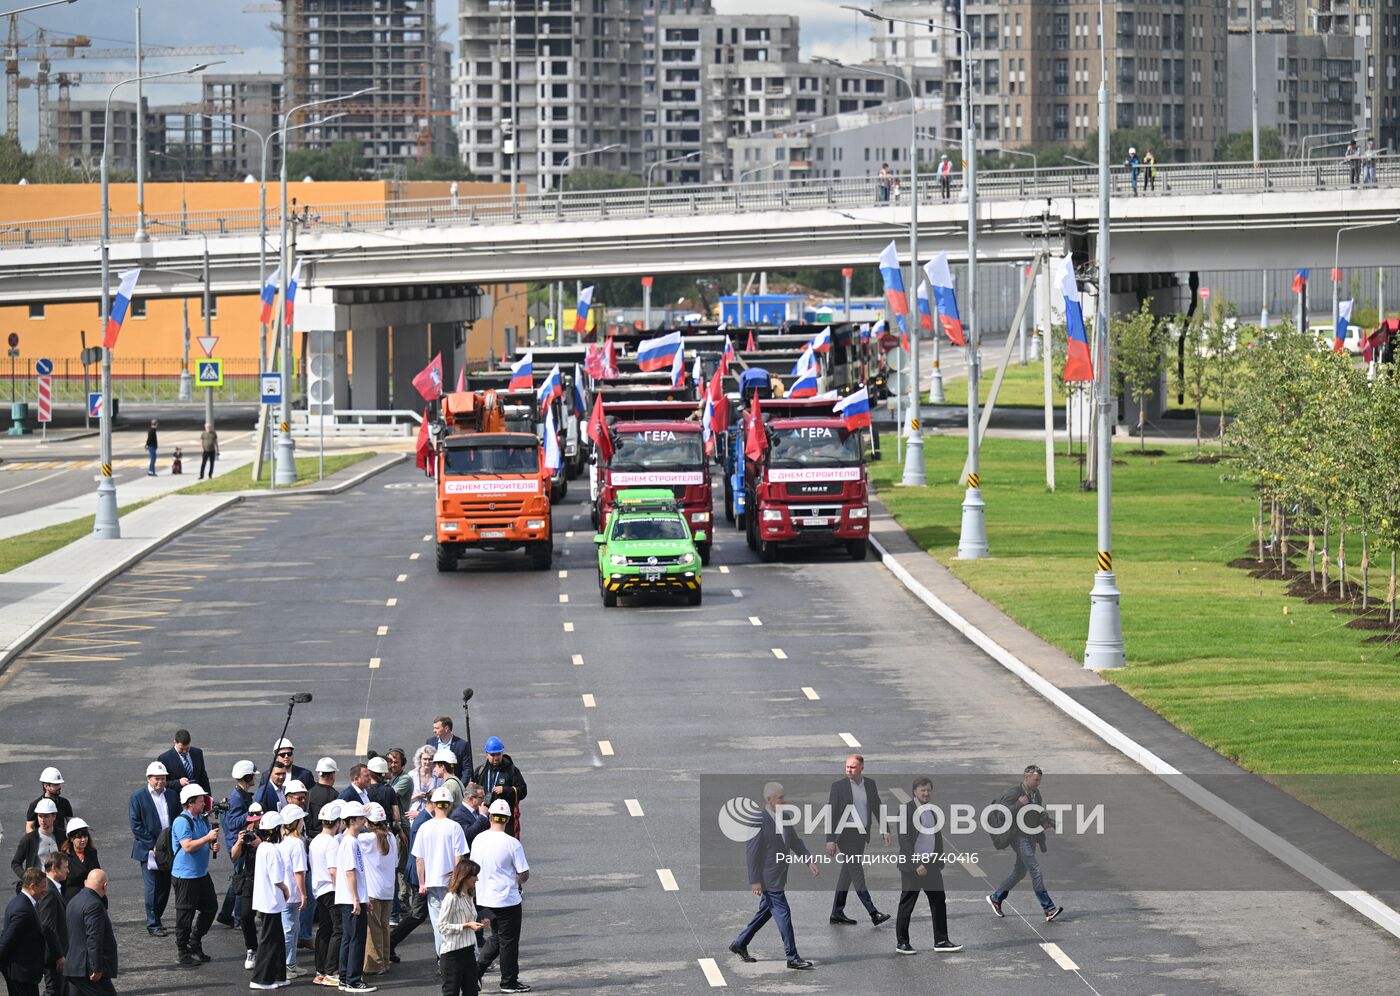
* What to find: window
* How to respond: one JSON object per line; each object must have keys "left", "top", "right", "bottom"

{"left": 131, "top": 299, "right": 147, "bottom": 319}
{"left": 27, "top": 302, "right": 43, "bottom": 319}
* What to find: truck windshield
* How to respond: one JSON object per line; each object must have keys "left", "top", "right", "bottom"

{"left": 768, "top": 426, "right": 862, "bottom": 468}
{"left": 442, "top": 446, "right": 539, "bottom": 475}
{"left": 613, "top": 517, "right": 689, "bottom": 541}
{"left": 609, "top": 430, "right": 704, "bottom": 471}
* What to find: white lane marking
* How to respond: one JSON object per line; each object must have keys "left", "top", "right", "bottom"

{"left": 890, "top": 788, "right": 912, "bottom": 804}
{"left": 396, "top": 574, "right": 407, "bottom": 582}
{"left": 718, "top": 565, "right": 730, "bottom": 574}
{"left": 598, "top": 740, "right": 614, "bottom": 756}
{"left": 369, "top": 657, "right": 381, "bottom": 670}
{"left": 558, "top": 569, "right": 568, "bottom": 578}
{"left": 839, "top": 732, "right": 861, "bottom": 748}
{"left": 422, "top": 534, "right": 431, "bottom": 541}
{"left": 771, "top": 648, "right": 787, "bottom": 660}
{"left": 564, "top": 622, "right": 575, "bottom": 633}
{"left": 376, "top": 625, "right": 389, "bottom": 636}
{"left": 730, "top": 589, "right": 743, "bottom": 598}
{"left": 656, "top": 868, "right": 679, "bottom": 892}
{"left": 409, "top": 552, "right": 421, "bottom": 560}
{"left": 566, "top": 530, "right": 575, "bottom": 538}
{"left": 386, "top": 598, "right": 397, "bottom": 607}
{"left": 0, "top": 466, "right": 77, "bottom": 496}
{"left": 698, "top": 958, "right": 727, "bottom": 988}
{"left": 965, "top": 861, "right": 987, "bottom": 879}
{"left": 748, "top": 616, "right": 762, "bottom": 626}
{"left": 571, "top": 653, "right": 584, "bottom": 666}
{"left": 582, "top": 694, "right": 596, "bottom": 708}
{"left": 625, "top": 799, "right": 644, "bottom": 817}
{"left": 559, "top": 594, "right": 569, "bottom": 604}
{"left": 355, "top": 718, "right": 371, "bottom": 755}
{"left": 801, "top": 686, "right": 820, "bottom": 700}
{"left": 1040, "top": 943, "right": 1079, "bottom": 971}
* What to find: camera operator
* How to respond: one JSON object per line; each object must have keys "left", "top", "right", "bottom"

{"left": 171, "top": 784, "right": 220, "bottom": 968}
{"left": 218, "top": 760, "right": 258, "bottom": 930}
{"left": 230, "top": 805, "right": 265, "bottom": 968}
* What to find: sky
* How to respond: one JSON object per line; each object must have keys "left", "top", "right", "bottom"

{"left": 9, "top": 1, "right": 876, "bottom": 149}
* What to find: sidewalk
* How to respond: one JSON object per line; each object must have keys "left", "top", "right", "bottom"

{"left": 0, "top": 452, "right": 406, "bottom": 673}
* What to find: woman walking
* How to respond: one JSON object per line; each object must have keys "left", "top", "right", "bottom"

{"left": 437, "top": 859, "right": 489, "bottom": 996}
{"left": 361, "top": 803, "right": 399, "bottom": 975}
{"left": 250, "top": 811, "right": 290, "bottom": 990}
{"left": 60, "top": 818, "right": 102, "bottom": 902}
{"left": 145, "top": 419, "right": 160, "bottom": 476}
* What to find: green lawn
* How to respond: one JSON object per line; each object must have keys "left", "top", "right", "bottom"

{"left": 939, "top": 362, "right": 1235, "bottom": 421}
{"left": 177, "top": 451, "right": 375, "bottom": 495}
{"left": 870, "top": 437, "right": 1400, "bottom": 783}
{"left": 0, "top": 500, "right": 153, "bottom": 574}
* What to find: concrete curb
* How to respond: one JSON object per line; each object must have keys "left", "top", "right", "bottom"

{"left": 236, "top": 452, "right": 410, "bottom": 500}
{"left": 0, "top": 451, "right": 407, "bottom": 679}
{"left": 867, "top": 529, "right": 1400, "bottom": 943}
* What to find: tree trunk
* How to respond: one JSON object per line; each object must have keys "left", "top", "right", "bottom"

{"left": 1322, "top": 516, "right": 1330, "bottom": 595}
{"left": 1194, "top": 405, "right": 1202, "bottom": 454}
{"left": 1256, "top": 497, "right": 1265, "bottom": 563}
{"left": 1280, "top": 509, "right": 1289, "bottom": 576}
{"left": 1308, "top": 528, "right": 1316, "bottom": 587}
{"left": 1361, "top": 524, "right": 1370, "bottom": 611}
{"left": 1389, "top": 549, "right": 1396, "bottom": 626}
{"left": 1338, "top": 530, "right": 1347, "bottom": 600}
{"left": 1139, "top": 397, "right": 1146, "bottom": 451}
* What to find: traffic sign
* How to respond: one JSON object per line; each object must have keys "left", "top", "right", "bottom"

{"left": 88, "top": 392, "right": 103, "bottom": 418}
{"left": 80, "top": 346, "right": 102, "bottom": 367}
{"left": 36, "top": 375, "right": 51, "bottom": 423}
{"left": 197, "top": 335, "right": 219, "bottom": 357}
{"left": 7, "top": 332, "right": 17, "bottom": 348}
{"left": 1200, "top": 287, "right": 1211, "bottom": 299}
{"left": 195, "top": 359, "right": 224, "bottom": 387}
{"left": 35, "top": 357, "right": 52, "bottom": 375}
{"left": 260, "top": 372, "right": 283, "bottom": 404}
{"left": 545, "top": 318, "right": 556, "bottom": 342}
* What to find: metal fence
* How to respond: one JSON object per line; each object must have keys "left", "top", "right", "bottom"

{"left": 2, "top": 357, "right": 277, "bottom": 405}
{"left": 2, "top": 157, "right": 1397, "bottom": 250}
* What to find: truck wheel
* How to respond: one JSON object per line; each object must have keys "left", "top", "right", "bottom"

{"left": 698, "top": 543, "right": 712, "bottom": 566}
{"left": 602, "top": 583, "right": 618, "bottom": 608}
{"left": 759, "top": 537, "right": 779, "bottom": 563}
{"left": 723, "top": 479, "right": 736, "bottom": 524}
{"left": 846, "top": 538, "right": 868, "bottom": 561}
{"left": 529, "top": 540, "right": 553, "bottom": 571}
{"left": 745, "top": 513, "right": 757, "bottom": 551}
{"left": 590, "top": 503, "right": 599, "bottom": 530}
{"left": 435, "top": 543, "right": 457, "bottom": 573}
{"left": 686, "top": 587, "right": 702, "bottom": 607}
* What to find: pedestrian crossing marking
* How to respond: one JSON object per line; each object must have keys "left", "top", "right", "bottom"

{"left": 801, "top": 687, "right": 820, "bottom": 700}
{"left": 771, "top": 648, "right": 787, "bottom": 660}
{"left": 598, "top": 740, "right": 614, "bottom": 756}
{"left": 697, "top": 959, "right": 726, "bottom": 988}
{"left": 839, "top": 732, "right": 861, "bottom": 748}
{"left": 656, "top": 869, "right": 679, "bottom": 891}
{"left": 1040, "top": 943, "right": 1078, "bottom": 971}
{"left": 624, "top": 799, "right": 644, "bottom": 817}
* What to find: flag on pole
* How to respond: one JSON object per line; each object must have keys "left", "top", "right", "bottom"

{"left": 721, "top": 337, "right": 736, "bottom": 374}
{"left": 746, "top": 330, "right": 757, "bottom": 351}
{"left": 587, "top": 394, "right": 612, "bottom": 461}
{"left": 637, "top": 330, "right": 684, "bottom": 371}
{"left": 691, "top": 353, "right": 703, "bottom": 389}
{"left": 415, "top": 408, "right": 434, "bottom": 476}
{"left": 789, "top": 346, "right": 819, "bottom": 398}
{"left": 670, "top": 344, "right": 686, "bottom": 389}
{"left": 834, "top": 387, "right": 871, "bottom": 431}
{"left": 543, "top": 405, "right": 562, "bottom": 473}
{"left": 1057, "top": 255, "right": 1094, "bottom": 382}
{"left": 574, "top": 285, "right": 595, "bottom": 333}
{"left": 806, "top": 328, "right": 832, "bottom": 354}
{"left": 917, "top": 280, "right": 934, "bottom": 332}
{"left": 283, "top": 259, "right": 303, "bottom": 328}
{"left": 1335, "top": 300, "right": 1353, "bottom": 353}
{"left": 509, "top": 352, "right": 534, "bottom": 391}
{"left": 1292, "top": 268, "right": 1310, "bottom": 293}
{"left": 102, "top": 267, "right": 142, "bottom": 349}
{"left": 537, "top": 363, "right": 564, "bottom": 407}
{"left": 744, "top": 395, "right": 767, "bottom": 460}
{"left": 571, "top": 364, "right": 587, "bottom": 416}
{"left": 602, "top": 337, "right": 620, "bottom": 378}
{"left": 412, "top": 352, "right": 445, "bottom": 401}
{"left": 878, "top": 240, "right": 909, "bottom": 320}
{"left": 258, "top": 266, "right": 281, "bottom": 325}
{"left": 924, "top": 252, "right": 967, "bottom": 346}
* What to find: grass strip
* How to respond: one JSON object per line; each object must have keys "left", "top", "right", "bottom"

{"left": 176, "top": 451, "right": 375, "bottom": 495}
{"left": 0, "top": 500, "right": 154, "bottom": 574}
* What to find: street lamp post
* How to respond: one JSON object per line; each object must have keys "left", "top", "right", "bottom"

{"left": 645, "top": 151, "right": 700, "bottom": 214}
{"left": 151, "top": 150, "right": 194, "bottom": 401}
{"left": 557, "top": 143, "right": 624, "bottom": 197}
{"left": 1249, "top": 0, "right": 1261, "bottom": 167}
{"left": 95, "top": 62, "right": 214, "bottom": 539}
{"left": 273, "top": 89, "right": 377, "bottom": 486}
{"left": 1333, "top": 218, "right": 1399, "bottom": 342}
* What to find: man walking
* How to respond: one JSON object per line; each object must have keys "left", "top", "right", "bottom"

{"left": 37, "top": 854, "right": 68, "bottom": 996}
{"left": 877, "top": 163, "right": 893, "bottom": 204}
{"left": 987, "top": 764, "right": 1062, "bottom": 923}
{"left": 127, "top": 762, "right": 179, "bottom": 937}
{"left": 197, "top": 424, "right": 219, "bottom": 480}
{"left": 157, "top": 730, "right": 209, "bottom": 793}
{"left": 170, "top": 784, "right": 219, "bottom": 967}
{"left": 144, "top": 420, "right": 159, "bottom": 476}
{"left": 473, "top": 799, "right": 531, "bottom": 995}
{"left": 63, "top": 871, "right": 117, "bottom": 996}
{"left": 1125, "top": 147, "right": 1141, "bottom": 196}
{"left": 472, "top": 738, "right": 526, "bottom": 838}
{"left": 1, "top": 869, "right": 48, "bottom": 996}
{"left": 729, "top": 782, "right": 819, "bottom": 970}
{"left": 410, "top": 788, "right": 467, "bottom": 959}
{"left": 937, "top": 154, "right": 953, "bottom": 202}
{"left": 425, "top": 718, "right": 470, "bottom": 778}
{"left": 894, "top": 777, "right": 960, "bottom": 955}
{"left": 825, "top": 754, "right": 890, "bottom": 927}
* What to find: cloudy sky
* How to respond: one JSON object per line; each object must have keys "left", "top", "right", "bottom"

{"left": 10, "top": 1, "right": 876, "bottom": 147}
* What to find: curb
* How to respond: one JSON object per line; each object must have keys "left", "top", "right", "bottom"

{"left": 239, "top": 452, "right": 410, "bottom": 500}
{"left": 867, "top": 528, "right": 1400, "bottom": 943}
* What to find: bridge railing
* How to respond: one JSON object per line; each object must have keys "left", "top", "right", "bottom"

{"left": 2, "top": 157, "right": 1397, "bottom": 250}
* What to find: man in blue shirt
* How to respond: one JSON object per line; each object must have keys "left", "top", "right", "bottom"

{"left": 171, "top": 783, "right": 220, "bottom": 968}
{"left": 217, "top": 760, "right": 258, "bottom": 929}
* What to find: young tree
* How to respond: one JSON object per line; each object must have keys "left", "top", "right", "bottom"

{"left": 1174, "top": 310, "right": 1210, "bottom": 452}
{"left": 1112, "top": 300, "right": 1169, "bottom": 450}
{"left": 1203, "top": 304, "right": 1242, "bottom": 453}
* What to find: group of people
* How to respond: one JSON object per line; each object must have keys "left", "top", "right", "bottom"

{"left": 731, "top": 759, "right": 1061, "bottom": 970}
{"left": 1344, "top": 139, "right": 1380, "bottom": 188}
{"left": 5, "top": 717, "right": 533, "bottom": 996}
{"left": 141, "top": 419, "right": 220, "bottom": 479}
{"left": 1123, "top": 147, "right": 1158, "bottom": 195}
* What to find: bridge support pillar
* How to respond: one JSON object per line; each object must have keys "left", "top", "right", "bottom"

{"left": 390, "top": 324, "right": 430, "bottom": 409}
{"left": 430, "top": 322, "right": 458, "bottom": 393}
{"left": 351, "top": 326, "right": 390, "bottom": 411}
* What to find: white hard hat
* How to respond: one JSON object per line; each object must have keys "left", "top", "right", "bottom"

{"left": 365, "top": 802, "right": 387, "bottom": 823}
{"left": 232, "top": 760, "right": 258, "bottom": 780}
{"left": 248, "top": 802, "right": 264, "bottom": 815}
{"left": 33, "top": 798, "right": 58, "bottom": 815}
{"left": 488, "top": 799, "right": 512, "bottom": 817}
{"left": 39, "top": 767, "right": 63, "bottom": 785}
{"left": 66, "top": 818, "right": 90, "bottom": 835}
{"left": 315, "top": 757, "right": 339, "bottom": 773}
{"left": 146, "top": 762, "right": 169, "bottom": 777}
{"left": 367, "top": 756, "right": 389, "bottom": 775}
{"left": 280, "top": 804, "right": 306, "bottom": 824}
{"left": 340, "top": 801, "right": 366, "bottom": 819}
{"left": 1129, "top": 147, "right": 1137, "bottom": 154}
{"left": 284, "top": 780, "right": 308, "bottom": 795}
{"left": 319, "top": 800, "right": 343, "bottom": 822}
{"left": 273, "top": 738, "right": 295, "bottom": 751}
{"left": 432, "top": 748, "right": 457, "bottom": 765}
{"left": 259, "top": 811, "right": 283, "bottom": 831}
{"left": 430, "top": 787, "right": 453, "bottom": 804}
{"left": 179, "top": 783, "right": 208, "bottom": 804}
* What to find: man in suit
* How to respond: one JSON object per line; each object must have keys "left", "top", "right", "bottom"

{"left": 729, "top": 782, "right": 819, "bottom": 970}
{"left": 127, "top": 762, "right": 180, "bottom": 937}
{"left": 36, "top": 854, "right": 67, "bottom": 996}
{"left": 253, "top": 762, "right": 291, "bottom": 813}
{"left": 425, "top": 717, "right": 470, "bottom": 778}
{"left": 894, "top": 777, "right": 961, "bottom": 955}
{"left": 63, "top": 871, "right": 117, "bottom": 996}
{"left": 825, "top": 754, "right": 891, "bottom": 926}
{"left": 156, "top": 730, "right": 209, "bottom": 794}
{"left": 265, "top": 740, "right": 314, "bottom": 789}
{"left": 0, "top": 869, "right": 48, "bottom": 996}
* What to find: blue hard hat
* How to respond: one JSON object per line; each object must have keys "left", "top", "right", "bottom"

{"left": 484, "top": 736, "right": 505, "bottom": 754}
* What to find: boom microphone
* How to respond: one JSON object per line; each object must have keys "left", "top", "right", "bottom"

{"left": 292, "top": 692, "right": 313, "bottom": 704}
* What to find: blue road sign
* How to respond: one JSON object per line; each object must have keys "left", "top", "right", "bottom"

{"left": 88, "top": 392, "right": 103, "bottom": 418}
{"left": 259, "top": 372, "right": 283, "bottom": 405}
{"left": 35, "top": 357, "right": 52, "bottom": 376}
{"left": 195, "top": 359, "right": 224, "bottom": 387}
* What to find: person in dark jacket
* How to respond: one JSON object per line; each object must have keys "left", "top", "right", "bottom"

{"left": 447, "top": 784, "right": 490, "bottom": 847}
{"left": 59, "top": 822, "right": 100, "bottom": 906}
{"left": 894, "top": 777, "right": 960, "bottom": 955}
{"left": 425, "top": 718, "right": 470, "bottom": 778}
{"left": 11, "top": 803, "right": 65, "bottom": 884}
{"left": 1, "top": 869, "right": 48, "bottom": 996}
{"left": 729, "top": 782, "right": 819, "bottom": 970}
{"left": 987, "top": 764, "right": 1062, "bottom": 922}
{"left": 305, "top": 758, "right": 339, "bottom": 836}
{"left": 144, "top": 420, "right": 159, "bottom": 476}
{"left": 156, "top": 730, "right": 210, "bottom": 794}
{"left": 127, "top": 763, "right": 180, "bottom": 937}
{"left": 37, "top": 854, "right": 67, "bottom": 996}
{"left": 824, "top": 754, "right": 890, "bottom": 926}
{"left": 471, "top": 739, "right": 527, "bottom": 838}
{"left": 25, "top": 770, "right": 71, "bottom": 839}
{"left": 217, "top": 761, "right": 258, "bottom": 928}
{"left": 263, "top": 740, "right": 314, "bottom": 790}
{"left": 63, "top": 871, "right": 117, "bottom": 996}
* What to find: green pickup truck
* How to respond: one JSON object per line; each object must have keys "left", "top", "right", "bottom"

{"left": 594, "top": 489, "right": 705, "bottom": 607}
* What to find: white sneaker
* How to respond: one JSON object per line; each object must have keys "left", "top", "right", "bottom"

{"left": 245, "top": 951, "right": 256, "bottom": 970}
{"left": 286, "top": 966, "right": 304, "bottom": 978}
{"left": 250, "top": 984, "right": 278, "bottom": 991}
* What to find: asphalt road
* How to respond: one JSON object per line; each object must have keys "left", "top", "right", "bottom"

{"left": 0, "top": 464, "right": 1396, "bottom": 994}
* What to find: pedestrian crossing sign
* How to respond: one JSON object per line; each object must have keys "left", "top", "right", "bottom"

{"left": 195, "top": 359, "right": 224, "bottom": 387}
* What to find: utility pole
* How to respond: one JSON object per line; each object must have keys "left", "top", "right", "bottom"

{"left": 1249, "top": 0, "right": 1261, "bottom": 168}
{"left": 956, "top": 24, "right": 987, "bottom": 558}
{"left": 133, "top": 3, "right": 147, "bottom": 243}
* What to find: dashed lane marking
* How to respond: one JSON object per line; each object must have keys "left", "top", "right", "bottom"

{"left": 558, "top": 569, "right": 568, "bottom": 578}
{"left": 965, "top": 861, "right": 987, "bottom": 879}
{"left": 422, "top": 534, "right": 431, "bottom": 541}
{"left": 698, "top": 959, "right": 727, "bottom": 988}
{"left": 801, "top": 687, "right": 820, "bottom": 700}
{"left": 563, "top": 622, "right": 575, "bottom": 633}
{"left": 582, "top": 694, "right": 596, "bottom": 708}
{"left": 1040, "top": 943, "right": 1079, "bottom": 971}
{"left": 730, "top": 589, "right": 743, "bottom": 598}
{"left": 718, "top": 565, "right": 730, "bottom": 574}
{"left": 598, "top": 740, "right": 614, "bottom": 756}
{"left": 410, "top": 553, "right": 421, "bottom": 561}
{"left": 839, "top": 732, "right": 861, "bottom": 748}
{"left": 749, "top": 616, "right": 762, "bottom": 626}
{"left": 656, "top": 869, "right": 679, "bottom": 892}
{"left": 355, "top": 718, "right": 371, "bottom": 755}
{"left": 396, "top": 574, "right": 407, "bottom": 582}
{"left": 566, "top": 530, "right": 575, "bottom": 538}
{"left": 625, "top": 799, "right": 644, "bottom": 817}
{"left": 559, "top": 594, "right": 569, "bottom": 604}
{"left": 771, "top": 648, "right": 787, "bottom": 660}
{"left": 369, "top": 657, "right": 381, "bottom": 670}
{"left": 376, "top": 625, "right": 389, "bottom": 636}
{"left": 386, "top": 598, "right": 397, "bottom": 607}
{"left": 571, "top": 654, "right": 584, "bottom": 666}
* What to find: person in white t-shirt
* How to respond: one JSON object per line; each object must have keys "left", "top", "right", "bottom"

{"left": 250, "top": 811, "right": 289, "bottom": 991}
{"left": 334, "top": 801, "right": 375, "bottom": 993}
{"left": 359, "top": 803, "right": 400, "bottom": 975}
{"left": 473, "top": 799, "right": 531, "bottom": 994}
{"left": 308, "top": 799, "right": 343, "bottom": 987}
{"left": 276, "top": 803, "right": 309, "bottom": 979}
{"left": 410, "top": 786, "right": 468, "bottom": 957}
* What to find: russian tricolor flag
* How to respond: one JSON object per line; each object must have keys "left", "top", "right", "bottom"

{"left": 509, "top": 352, "right": 534, "bottom": 391}
{"left": 670, "top": 345, "right": 687, "bottom": 389}
{"left": 834, "top": 387, "right": 871, "bottom": 431}
{"left": 284, "top": 259, "right": 303, "bottom": 328}
{"left": 571, "top": 364, "right": 587, "bottom": 415}
{"left": 543, "top": 405, "right": 562, "bottom": 473}
{"left": 878, "top": 240, "right": 908, "bottom": 320}
{"left": 537, "top": 363, "right": 563, "bottom": 407}
{"left": 807, "top": 328, "right": 832, "bottom": 354}
{"left": 721, "top": 338, "right": 736, "bottom": 374}
{"left": 916, "top": 281, "right": 934, "bottom": 332}
{"left": 789, "top": 346, "right": 818, "bottom": 398}
{"left": 258, "top": 266, "right": 281, "bottom": 325}
{"left": 575, "top": 285, "right": 595, "bottom": 333}
{"left": 102, "top": 267, "right": 142, "bottom": 350}
{"left": 637, "top": 330, "right": 683, "bottom": 371}
{"left": 1335, "top": 300, "right": 1353, "bottom": 353}
{"left": 1293, "top": 268, "right": 1310, "bottom": 293}
{"left": 1058, "top": 255, "right": 1094, "bottom": 383}
{"left": 924, "top": 252, "right": 966, "bottom": 346}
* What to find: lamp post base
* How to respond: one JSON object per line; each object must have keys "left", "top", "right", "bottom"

{"left": 1084, "top": 570, "right": 1126, "bottom": 669}
{"left": 273, "top": 429, "right": 298, "bottom": 486}
{"left": 1030, "top": 333, "right": 1042, "bottom": 362}
{"left": 94, "top": 477, "right": 121, "bottom": 539}
{"left": 956, "top": 486, "right": 989, "bottom": 559}
{"left": 900, "top": 431, "right": 927, "bottom": 486}
{"left": 928, "top": 365, "right": 945, "bottom": 403}
{"left": 177, "top": 370, "right": 193, "bottom": 402}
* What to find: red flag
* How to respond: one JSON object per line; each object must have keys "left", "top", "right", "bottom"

{"left": 744, "top": 395, "right": 766, "bottom": 460}
{"left": 412, "top": 353, "right": 444, "bottom": 401}
{"left": 587, "top": 394, "right": 613, "bottom": 462}
{"left": 455, "top": 365, "right": 466, "bottom": 393}
{"left": 641, "top": 275, "right": 654, "bottom": 288}
{"left": 415, "top": 409, "right": 434, "bottom": 476}
{"left": 745, "top": 330, "right": 756, "bottom": 351}
{"left": 708, "top": 368, "right": 725, "bottom": 404}
{"left": 602, "top": 337, "right": 620, "bottom": 378}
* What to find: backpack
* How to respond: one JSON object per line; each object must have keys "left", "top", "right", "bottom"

{"left": 153, "top": 813, "right": 193, "bottom": 873}
{"left": 989, "top": 797, "right": 1015, "bottom": 850}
